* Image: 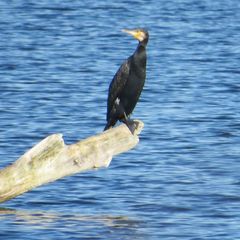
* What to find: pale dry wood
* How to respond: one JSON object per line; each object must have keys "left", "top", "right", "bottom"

{"left": 0, "top": 120, "right": 143, "bottom": 203}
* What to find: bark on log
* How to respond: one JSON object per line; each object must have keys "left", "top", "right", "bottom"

{"left": 0, "top": 120, "right": 143, "bottom": 203}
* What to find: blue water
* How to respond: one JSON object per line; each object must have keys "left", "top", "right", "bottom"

{"left": 1, "top": 0, "right": 240, "bottom": 239}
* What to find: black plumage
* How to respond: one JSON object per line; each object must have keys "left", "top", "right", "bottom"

{"left": 104, "top": 28, "right": 149, "bottom": 131}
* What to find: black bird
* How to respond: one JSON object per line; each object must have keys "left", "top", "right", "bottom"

{"left": 104, "top": 28, "right": 149, "bottom": 131}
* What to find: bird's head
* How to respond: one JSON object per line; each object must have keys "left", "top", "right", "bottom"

{"left": 122, "top": 28, "right": 149, "bottom": 45}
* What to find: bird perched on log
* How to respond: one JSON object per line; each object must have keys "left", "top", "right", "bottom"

{"left": 104, "top": 28, "right": 149, "bottom": 132}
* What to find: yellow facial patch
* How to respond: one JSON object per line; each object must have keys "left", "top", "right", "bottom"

{"left": 122, "top": 29, "right": 145, "bottom": 41}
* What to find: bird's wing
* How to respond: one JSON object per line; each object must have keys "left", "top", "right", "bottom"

{"left": 107, "top": 58, "right": 131, "bottom": 120}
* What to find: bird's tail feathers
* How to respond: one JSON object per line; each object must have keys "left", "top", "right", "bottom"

{"left": 104, "top": 123, "right": 111, "bottom": 131}
{"left": 104, "top": 118, "right": 117, "bottom": 131}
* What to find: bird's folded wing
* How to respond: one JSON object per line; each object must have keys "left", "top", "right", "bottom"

{"left": 107, "top": 58, "right": 131, "bottom": 120}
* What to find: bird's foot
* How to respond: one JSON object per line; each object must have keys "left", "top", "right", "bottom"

{"left": 123, "top": 119, "right": 137, "bottom": 135}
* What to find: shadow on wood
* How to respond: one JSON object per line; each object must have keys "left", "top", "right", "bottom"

{"left": 0, "top": 120, "right": 144, "bottom": 203}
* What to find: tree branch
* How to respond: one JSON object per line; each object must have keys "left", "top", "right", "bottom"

{"left": 0, "top": 120, "right": 144, "bottom": 203}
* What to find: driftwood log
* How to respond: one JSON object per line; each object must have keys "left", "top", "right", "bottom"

{"left": 0, "top": 120, "right": 143, "bottom": 203}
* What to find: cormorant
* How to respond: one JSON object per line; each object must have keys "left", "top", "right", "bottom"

{"left": 104, "top": 28, "right": 149, "bottom": 132}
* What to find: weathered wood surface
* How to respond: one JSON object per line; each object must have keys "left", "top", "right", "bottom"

{"left": 0, "top": 120, "right": 143, "bottom": 203}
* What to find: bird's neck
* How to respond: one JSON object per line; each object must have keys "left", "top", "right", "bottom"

{"left": 133, "top": 44, "right": 146, "bottom": 67}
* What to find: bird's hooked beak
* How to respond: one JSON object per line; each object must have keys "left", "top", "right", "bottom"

{"left": 122, "top": 29, "right": 145, "bottom": 42}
